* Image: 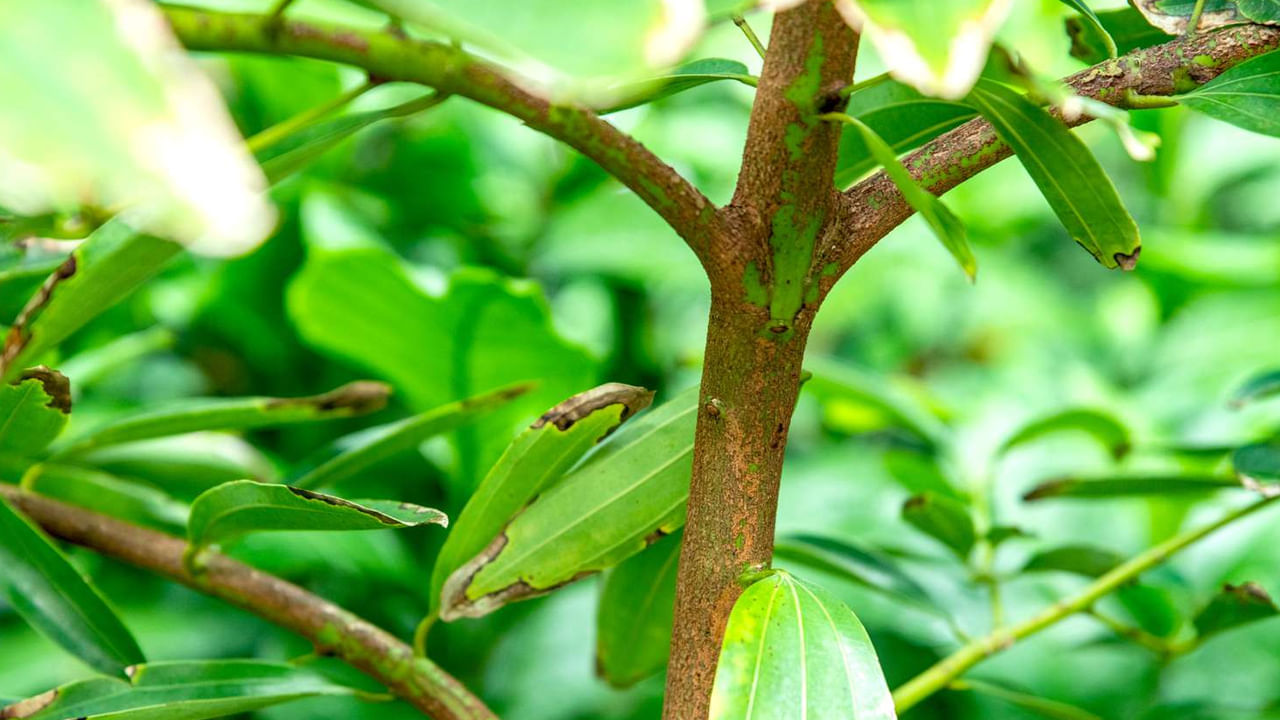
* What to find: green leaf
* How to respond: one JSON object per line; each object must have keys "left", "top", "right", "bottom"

{"left": 439, "top": 386, "right": 697, "bottom": 620}
{"left": 287, "top": 246, "right": 597, "bottom": 499}
{"left": 430, "top": 382, "right": 653, "bottom": 613}
{"left": 966, "top": 79, "right": 1141, "bottom": 271}
{"left": 824, "top": 112, "right": 976, "bottom": 279}
{"left": 1001, "top": 408, "right": 1131, "bottom": 460}
{"left": 3, "top": 659, "right": 354, "bottom": 720}
{"left": 187, "top": 480, "right": 447, "bottom": 551}
{"left": 773, "top": 533, "right": 938, "bottom": 610}
{"left": 601, "top": 58, "right": 757, "bottom": 114}
{"left": 708, "top": 571, "right": 895, "bottom": 720}
{"left": 882, "top": 448, "right": 962, "bottom": 499}
{"left": 1058, "top": 0, "right": 1116, "bottom": 59}
{"left": 902, "top": 492, "right": 976, "bottom": 559}
{"left": 292, "top": 383, "right": 533, "bottom": 492}
{"left": 0, "top": 492, "right": 144, "bottom": 677}
{"left": 1115, "top": 584, "right": 1183, "bottom": 637}
{"left": 803, "top": 357, "right": 945, "bottom": 452}
{"left": 1130, "top": 0, "right": 1271, "bottom": 34}
{"left": 23, "top": 464, "right": 188, "bottom": 530}
{"left": 1067, "top": 8, "right": 1172, "bottom": 65}
{"left": 955, "top": 678, "right": 1103, "bottom": 720}
{"left": 0, "top": 0, "right": 272, "bottom": 254}
{"left": 1193, "top": 582, "right": 1280, "bottom": 640}
{"left": 0, "top": 368, "right": 70, "bottom": 458}
{"left": 59, "top": 381, "right": 390, "bottom": 454}
{"left": 596, "top": 530, "right": 681, "bottom": 688}
{"left": 1234, "top": 441, "right": 1280, "bottom": 494}
{"left": 1023, "top": 473, "right": 1241, "bottom": 500}
{"left": 0, "top": 255, "right": 65, "bottom": 325}
{"left": 835, "top": 78, "right": 976, "bottom": 186}
{"left": 836, "top": 0, "right": 1012, "bottom": 99}
{"left": 0, "top": 220, "right": 182, "bottom": 381}
{"left": 1232, "top": 369, "right": 1280, "bottom": 407}
{"left": 68, "top": 434, "right": 276, "bottom": 503}
{"left": 1020, "top": 545, "right": 1124, "bottom": 578}
{"left": 1181, "top": 50, "right": 1280, "bottom": 138}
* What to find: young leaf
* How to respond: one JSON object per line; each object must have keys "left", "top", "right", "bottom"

{"left": 439, "top": 387, "right": 697, "bottom": 620}
{"left": 1, "top": 221, "right": 182, "bottom": 381}
{"left": 1232, "top": 368, "right": 1280, "bottom": 407}
{"left": 0, "top": 0, "right": 273, "bottom": 255}
{"left": 1058, "top": 0, "right": 1116, "bottom": 59}
{"left": 430, "top": 383, "right": 653, "bottom": 612}
{"left": 0, "top": 493, "right": 144, "bottom": 677}
{"left": 902, "top": 492, "right": 976, "bottom": 559}
{"left": 3, "top": 659, "right": 354, "bottom": 720}
{"left": 1234, "top": 441, "right": 1280, "bottom": 494}
{"left": 773, "top": 533, "right": 938, "bottom": 611}
{"left": 596, "top": 530, "right": 681, "bottom": 688}
{"left": 1023, "top": 474, "right": 1240, "bottom": 500}
{"left": 1066, "top": 8, "right": 1172, "bottom": 65}
{"left": 966, "top": 79, "right": 1141, "bottom": 271}
{"left": 1180, "top": 50, "right": 1280, "bottom": 139}
{"left": 0, "top": 255, "right": 65, "bottom": 325}
{"left": 708, "top": 571, "right": 896, "bottom": 720}
{"left": 1020, "top": 545, "right": 1125, "bottom": 578}
{"left": 1193, "top": 582, "right": 1279, "bottom": 641}
{"left": 0, "top": 367, "right": 70, "bottom": 457}
{"left": 59, "top": 381, "right": 391, "bottom": 454}
{"left": 601, "top": 58, "right": 757, "bottom": 114}
{"left": 292, "top": 382, "right": 533, "bottom": 491}
{"left": 822, "top": 112, "right": 976, "bottom": 280}
{"left": 187, "top": 480, "right": 446, "bottom": 551}
{"left": 954, "top": 678, "right": 1103, "bottom": 720}
{"left": 1001, "top": 408, "right": 1131, "bottom": 460}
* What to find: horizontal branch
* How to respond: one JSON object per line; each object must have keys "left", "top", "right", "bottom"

{"left": 892, "top": 495, "right": 1280, "bottom": 713}
{"left": 159, "top": 4, "right": 721, "bottom": 264}
{"left": 0, "top": 485, "right": 494, "bottom": 720}
{"left": 826, "top": 23, "right": 1280, "bottom": 271}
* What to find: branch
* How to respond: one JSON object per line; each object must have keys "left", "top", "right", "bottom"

{"left": 892, "top": 495, "right": 1280, "bottom": 713}
{"left": 158, "top": 4, "right": 721, "bottom": 265}
{"left": 0, "top": 485, "right": 495, "bottom": 720}
{"left": 826, "top": 23, "right": 1280, "bottom": 272}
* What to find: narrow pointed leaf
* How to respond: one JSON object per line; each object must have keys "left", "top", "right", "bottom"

{"left": 1001, "top": 408, "right": 1131, "bottom": 459}
{"left": 0, "top": 368, "right": 70, "bottom": 457}
{"left": 709, "top": 571, "right": 896, "bottom": 720}
{"left": 1193, "top": 582, "right": 1279, "bottom": 640}
{"left": 2, "top": 660, "right": 354, "bottom": 720}
{"left": 601, "top": 58, "right": 756, "bottom": 114}
{"left": 1023, "top": 474, "right": 1241, "bottom": 500}
{"left": 966, "top": 78, "right": 1141, "bottom": 270}
{"left": 773, "top": 533, "right": 936, "bottom": 610}
{"left": 955, "top": 678, "right": 1103, "bottom": 720}
{"left": 1067, "top": 8, "right": 1172, "bottom": 65}
{"left": 1058, "top": 0, "right": 1116, "bottom": 59}
{"left": 1234, "top": 441, "right": 1280, "bottom": 495}
{"left": 70, "top": 434, "right": 276, "bottom": 502}
{"left": 1181, "top": 50, "right": 1280, "bottom": 138}
{"left": 902, "top": 492, "right": 976, "bottom": 559}
{"left": 431, "top": 383, "right": 653, "bottom": 612}
{"left": 293, "top": 382, "right": 534, "bottom": 491}
{"left": 596, "top": 530, "right": 682, "bottom": 688}
{"left": 187, "top": 480, "right": 446, "bottom": 551}
{"left": 1232, "top": 369, "right": 1280, "bottom": 407}
{"left": 60, "top": 381, "right": 390, "bottom": 454}
{"left": 24, "top": 464, "right": 188, "bottom": 530}
{"left": 0, "top": 493, "right": 144, "bottom": 677}
{"left": 1020, "top": 545, "right": 1124, "bottom": 578}
{"left": 439, "top": 387, "right": 697, "bottom": 620}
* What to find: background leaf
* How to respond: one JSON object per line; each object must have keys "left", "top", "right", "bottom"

{"left": 602, "top": 58, "right": 756, "bottom": 114}
{"left": 902, "top": 492, "right": 976, "bottom": 559}
{"left": 1020, "top": 545, "right": 1125, "bottom": 578}
{"left": 0, "top": 369, "right": 69, "bottom": 460}
{"left": 596, "top": 530, "right": 681, "bottom": 688}
{"left": 1001, "top": 408, "right": 1131, "bottom": 460}
{"left": 1193, "top": 582, "right": 1280, "bottom": 641}
{"left": 1066, "top": 7, "right": 1172, "bottom": 65}
{"left": 1023, "top": 474, "right": 1242, "bottom": 500}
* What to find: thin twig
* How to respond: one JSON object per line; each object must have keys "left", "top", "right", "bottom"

{"left": 732, "top": 14, "right": 767, "bottom": 60}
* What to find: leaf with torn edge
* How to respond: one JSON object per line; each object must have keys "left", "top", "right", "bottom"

{"left": 600, "top": 58, "right": 756, "bottom": 114}
{"left": 439, "top": 386, "right": 697, "bottom": 620}
{"left": 1, "top": 220, "right": 181, "bottom": 382}
{"left": 596, "top": 530, "right": 681, "bottom": 688}
{"left": 902, "top": 492, "right": 976, "bottom": 559}
{"left": 966, "top": 78, "right": 1142, "bottom": 270}
{"left": 1180, "top": 50, "right": 1280, "bottom": 139}
{"left": 58, "top": 381, "right": 390, "bottom": 454}
{"left": 1023, "top": 473, "right": 1241, "bottom": 500}
{"left": 2, "top": 659, "right": 355, "bottom": 720}
{"left": 293, "top": 383, "right": 531, "bottom": 491}
{"left": 1193, "top": 582, "right": 1279, "bottom": 641}
{"left": 0, "top": 367, "right": 70, "bottom": 457}
{"left": 1001, "top": 408, "right": 1131, "bottom": 460}
{"left": 709, "top": 571, "right": 896, "bottom": 720}
{"left": 430, "top": 382, "right": 653, "bottom": 613}
{"left": 186, "top": 480, "right": 446, "bottom": 551}
{"left": 1234, "top": 441, "right": 1280, "bottom": 495}
{"left": 0, "top": 0, "right": 273, "bottom": 255}
{"left": 0, "top": 492, "right": 145, "bottom": 678}
{"left": 1130, "top": 0, "right": 1274, "bottom": 35}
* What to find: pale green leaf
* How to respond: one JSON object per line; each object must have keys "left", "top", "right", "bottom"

{"left": 23, "top": 464, "right": 189, "bottom": 531}
{"left": 601, "top": 58, "right": 757, "bottom": 114}
{"left": 1001, "top": 408, "right": 1131, "bottom": 460}
{"left": 1020, "top": 545, "right": 1124, "bottom": 578}
{"left": 596, "top": 530, "right": 682, "bottom": 688}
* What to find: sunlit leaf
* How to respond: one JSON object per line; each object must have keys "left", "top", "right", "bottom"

{"left": 187, "top": 480, "right": 446, "bottom": 551}
{"left": 1023, "top": 473, "right": 1240, "bottom": 500}
{"left": 0, "top": 0, "right": 273, "bottom": 254}
{"left": 1193, "top": 582, "right": 1280, "bottom": 640}
{"left": 902, "top": 492, "right": 975, "bottom": 559}
{"left": 1001, "top": 408, "right": 1131, "bottom": 460}
{"left": 596, "top": 530, "right": 681, "bottom": 688}
{"left": 0, "top": 492, "right": 144, "bottom": 677}
{"left": 1020, "top": 545, "right": 1124, "bottom": 578}
{"left": 602, "top": 58, "right": 756, "bottom": 114}
{"left": 709, "top": 571, "right": 896, "bottom": 720}
{"left": 1181, "top": 50, "right": 1280, "bottom": 138}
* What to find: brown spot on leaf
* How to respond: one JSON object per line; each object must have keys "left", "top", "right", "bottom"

{"left": 16, "top": 366, "right": 71, "bottom": 414}
{"left": 532, "top": 382, "right": 654, "bottom": 432}
{"left": 1114, "top": 247, "right": 1140, "bottom": 271}
{"left": 268, "top": 380, "right": 391, "bottom": 415}
{"left": 2, "top": 689, "right": 57, "bottom": 718}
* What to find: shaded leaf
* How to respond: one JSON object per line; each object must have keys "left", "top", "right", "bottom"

{"left": 1130, "top": 0, "right": 1270, "bottom": 35}
{"left": 902, "top": 492, "right": 976, "bottom": 559}
{"left": 1020, "top": 545, "right": 1124, "bottom": 578}
{"left": 773, "top": 533, "right": 937, "bottom": 610}
{"left": 966, "top": 79, "right": 1141, "bottom": 270}
{"left": 708, "top": 571, "right": 896, "bottom": 720}
{"left": 0, "top": 255, "right": 65, "bottom": 325}
{"left": 0, "top": 492, "right": 144, "bottom": 677}
{"left": 1181, "top": 51, "right": 1280, "bottom": 138}
{"left": 68, "top": 434, "right": 275, "bottom": 502}
{"left": 803, "top": 357, "right": 944, "bottom": 452}
{"left": 1001, "top": 408, "right": 1131, "bottom": 460}
{"left": 23, "top": 464, "right": 188, "bottom": 530}
{"left": 3, "top": 659, "right": 354, "bottom": 720}
{"left": 431, "top": 383, "right": 653, "bottom": 612}
{"left": 955, "top": 678, "right": 1103, "bottom": 720}
{"left": 602, "top": 58, "right": 756, "bottom": 114}
{"left": 1058, "top": 0, "right": 1116, "bottom": 59}
{"left": 439, "top": 387, "right": 697, "bottom": 620}
{"left": 0, "top": 368, "right": 69, "bottom": 458}
{"left": 187, "top": 480, "right": 446, "bottom": 551}
{"left": 1023, "top": 473, "right": 1240, "bottom": 501}
{"left": 1067, "top": 7, "right": 1173, "bottom": 65}
{"left": 1193, "top": 582, "right": 1280, "bottom": 640}
{"left": 596, "top": 530, "right": 681, "bottom": 688}
{"left": 882, "top": 448, "right": 962, "bottom": 499}
{"left": 1232, "top": 368, "right": 1280, "bottom": 407}
{"left": 1234, "top": 441, "right": 1280, "bottom": 494}
{"left": 1115, "top": 583, "right": 1183, "bottom": 638}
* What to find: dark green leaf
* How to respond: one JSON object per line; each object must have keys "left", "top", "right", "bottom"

{"left": 1234, "top": 441, "right": 1280, "bottom": 494}
{"left": 1001, "top": 408, "right": 1131, "bottom": 460}
{"left": 773, "top": 533, "right": 937, "bottom": 610}
{"left": 1067, "top": 8, "right": 1173, "bottom": 65}
{"left": 966, "top": 78, "right": 1141, "bottom": 270}
{"left": 902, "top": 492, "right": 976, "bottom": 559}
{"left": 0, "top": 368, "right": 69, "bottom": 458}
{"left": 187, "top": 480, "right": 446, "bottom": 551}
{"left": 431, "top": 383, "right": 653, "bottom": 613}
{"left": 1193, "top": 582, "right": 1279, "bottom": 640}
{"left": 1181, "top": 50, "right": 1280, "bottom": 138}
{"left": 0, "top": 255, "right": 64, "bottom": 325}
{"left": 0, "top": 492, "right": 144, "bottom": 677}
{"left": 1232, "top": 368, "right": 1280, "bottom": 407}
{"left": 1023, "top": 474, "right": 1240, "bottom": 500}
{"left": 1021, "top": 545, "right": 1125, "bottom": 578}
{"left": 1115, "top": 583, "right": 1183, "bottom": 637}
{"left": 709, "top": 571, "right": 895, "bottom": 719}
{"left": 3, "top": 659, "right": 354, "bottom": 720}
{"left": 1058, "top": 0, "right": 1116, "bottom": 59}
{"left": 596, "top": 530, "right": 681, "bottom": 688}
{"left": 439, "top": 387, "right": 697, "bottom": 620}
{"left": 601, "top": 58, "right": 756, "bottom": 114}
{"left": 955, "top": 678, "right": 1103, "bottom": 720}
